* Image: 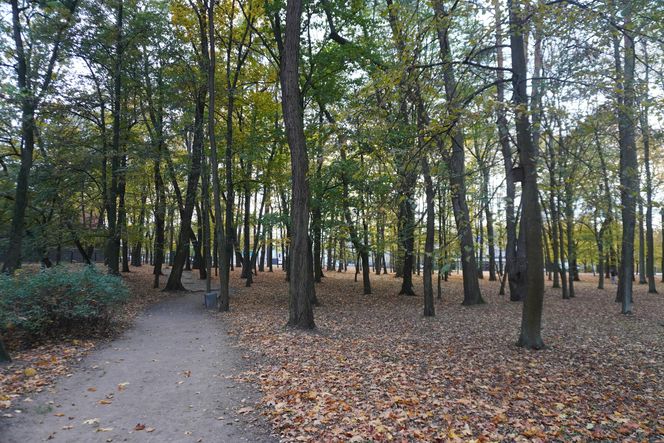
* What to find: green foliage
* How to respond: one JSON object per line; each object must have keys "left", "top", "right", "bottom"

{"left": 0, "top": 266, "right": 129, "bottom": 343}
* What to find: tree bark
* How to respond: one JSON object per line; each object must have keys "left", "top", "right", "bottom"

{"left": 510, "top": 0, "right": 545, "bottom": 349}
{"left": 494, "top": 0, "right": 519, "bottom": 300}
{"left": 104, "top": 0, "right": 123, "bottom": 276}
{"left": 422, "top": 158, "right": 435, "bottom": 317}
{"left": 278, "top": 0, "right": 315, "bottom": 328}
{"left": 164, "top": 88, "right": 205, "bottom": 291}
{"left": 615, "top": 0, "right": 637, "bottom": 314}
{"left": 0, "top": 339, "right": 10, "bottom": 363}
{"left": 639, "top": 42, "right": 657, "bottom": 293}
{"left": 432, "top": 0, "right": 484, "bottom": 305}
{"left": 339, "top": 144, "right": 371, "bottom": 295}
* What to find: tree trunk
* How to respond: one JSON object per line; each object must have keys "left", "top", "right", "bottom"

{"left": 153, "top": 157, "right": 166, "bottom": 288}
{"left": 564, "top": 183, "right": 575, "bottom": 298}
{"left": 241, "top": 165, "right": 253, "bottom": 285}
{"left": 3, "top": 0, "right": 75, "bottom": 273}
{"left": 278, "top": 0, "right": 315, "bottom": 328}
{"left": 104, "top": 0, "right": 124, "bottom": 276}
{"left": 432, "top": 0, "right": 484, "bottom": 306}
{"left": 0, "top": 339, "right": 10, "bottom": 363}
{"left": 546, "top": 134, "right": 561, "bottom": 289}
{"left": 638, "top": 199, "right": 647, "bottom": 284}
{"left": 510, "top": 0, "right": 545, "bottom": 349}
{"left": 639, "top": 43, "right": 656, "bottom": 293}
{"left": 422, "top": 158, "right": 435, "bottom": 317}
{"left": 615, "top": 0, "right": 637, "bottom": 315}
{"left": 494, "top": 0, "right": 519, "bottom": 300}
{"left": 484, "top": 174, "right": 497, "bottom": 282}
{"left": 339, "top": 144, "right": 372, "bottom": 295}
{"left": 164, "top": 88, "right": 205, "bottom": 291}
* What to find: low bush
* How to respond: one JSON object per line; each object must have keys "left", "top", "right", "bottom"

{"left": 0, "top": 266, "right": 129, "bottom": 345}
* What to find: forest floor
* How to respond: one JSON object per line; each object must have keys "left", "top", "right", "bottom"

{"left": 222, "top": 267, "right": 664, "bottom": 442}
{"left": 0, "top": 267, "right": 277, "bottom": 443}
{"left": 1, "top": 266, "right": 663, "bottom": 442}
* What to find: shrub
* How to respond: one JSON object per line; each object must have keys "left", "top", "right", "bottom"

{"left": 0, "top": 266, "right": 129, "bottom": 344}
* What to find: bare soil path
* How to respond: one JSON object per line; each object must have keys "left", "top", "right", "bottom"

{"left": 0, "top": 270, "right": 277, "bottom": 443}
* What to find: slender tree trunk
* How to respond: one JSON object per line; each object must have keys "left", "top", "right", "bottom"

{"left": 0, "top": 339, "right": 10, "bottom": 363}
{"left": 268, "top": 221, "right": 274, "bottom": 272}
{"left": 153, "top": 158, "right": 166, "bottom": 288}
{"left": 484, "top": 173, "right": 497, "bottom": 282}
{"left": 241, "top": 163, "right": 253, "bottom": 285}
{"left": 164, "top": 89, "right": 205, "bottom": 291}
{"left": 558, "top": 197, "right": 569, "bottom": 299}
{"left": 339, "top": 144, "right": 371, "bottom": 295}
{"left": 640, "top": 42, "right": 657, "bottom": 293}
{"left": 638, "top": 199, "right": 647, "bottom": 284}
{"left": 423, "top": 158, "right": 435, "bottom": 316}
{"left": 104, "top": 0, "right": 124, "bottom": 276}
{"left": 547, "top": 134, "right": 561, "bottom": 289}
{"left": 494, "top": 0, "right": 518, "bottom": 301}
{"left": 3, "top": 0, "right": 75, "bottom": 273}
{"left": 312, "top": 204, "right": 323, "bottom": 282}
{"left": 564, "top": 183, "right": 575, "bottom": 298}
{"left": 433, "top": 0, "right": 484, "bottom": 305}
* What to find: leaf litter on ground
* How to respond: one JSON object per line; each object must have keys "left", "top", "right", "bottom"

{"left": 218, "top": 269, "right": 664, "bottom": 442}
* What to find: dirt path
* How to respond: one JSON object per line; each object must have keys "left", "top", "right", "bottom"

{"left": 0, "top": 271, "right": 277, "bottom": 443}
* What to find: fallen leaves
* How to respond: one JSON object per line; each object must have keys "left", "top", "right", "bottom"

{"left": 220, "top": 269, "right": 664, "bottom": 442}
{"left": 0, "top": 341, "right": 95, "bottom": 406}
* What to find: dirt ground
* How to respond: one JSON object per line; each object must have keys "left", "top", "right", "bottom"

{"left": 0, "top": 269, "right": 277, "bottom": 443}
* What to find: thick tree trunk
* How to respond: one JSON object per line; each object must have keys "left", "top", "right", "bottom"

{"left": 279, "top": 0, "right": 315, "bottom": 328}
{"left": 510, "top": 0, "right": 545, "bottom": 349}
{"left": 615, "top": 0, "right": 637, "bottom": 315}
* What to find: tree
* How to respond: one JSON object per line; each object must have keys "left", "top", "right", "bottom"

{"left": 509, "top": 0, "right": 545, "bottom": 349}
{"left": 278, "top": 0, "right": 315, "bottom": 328}
{"left": 614, "top": 0, "right": 637, "bottom": 315}
{"left": 432, "top": 0, "right": 484, "bottom": 305}
{"left": 2, "top": 0, "right": 79, "bottom": 273}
